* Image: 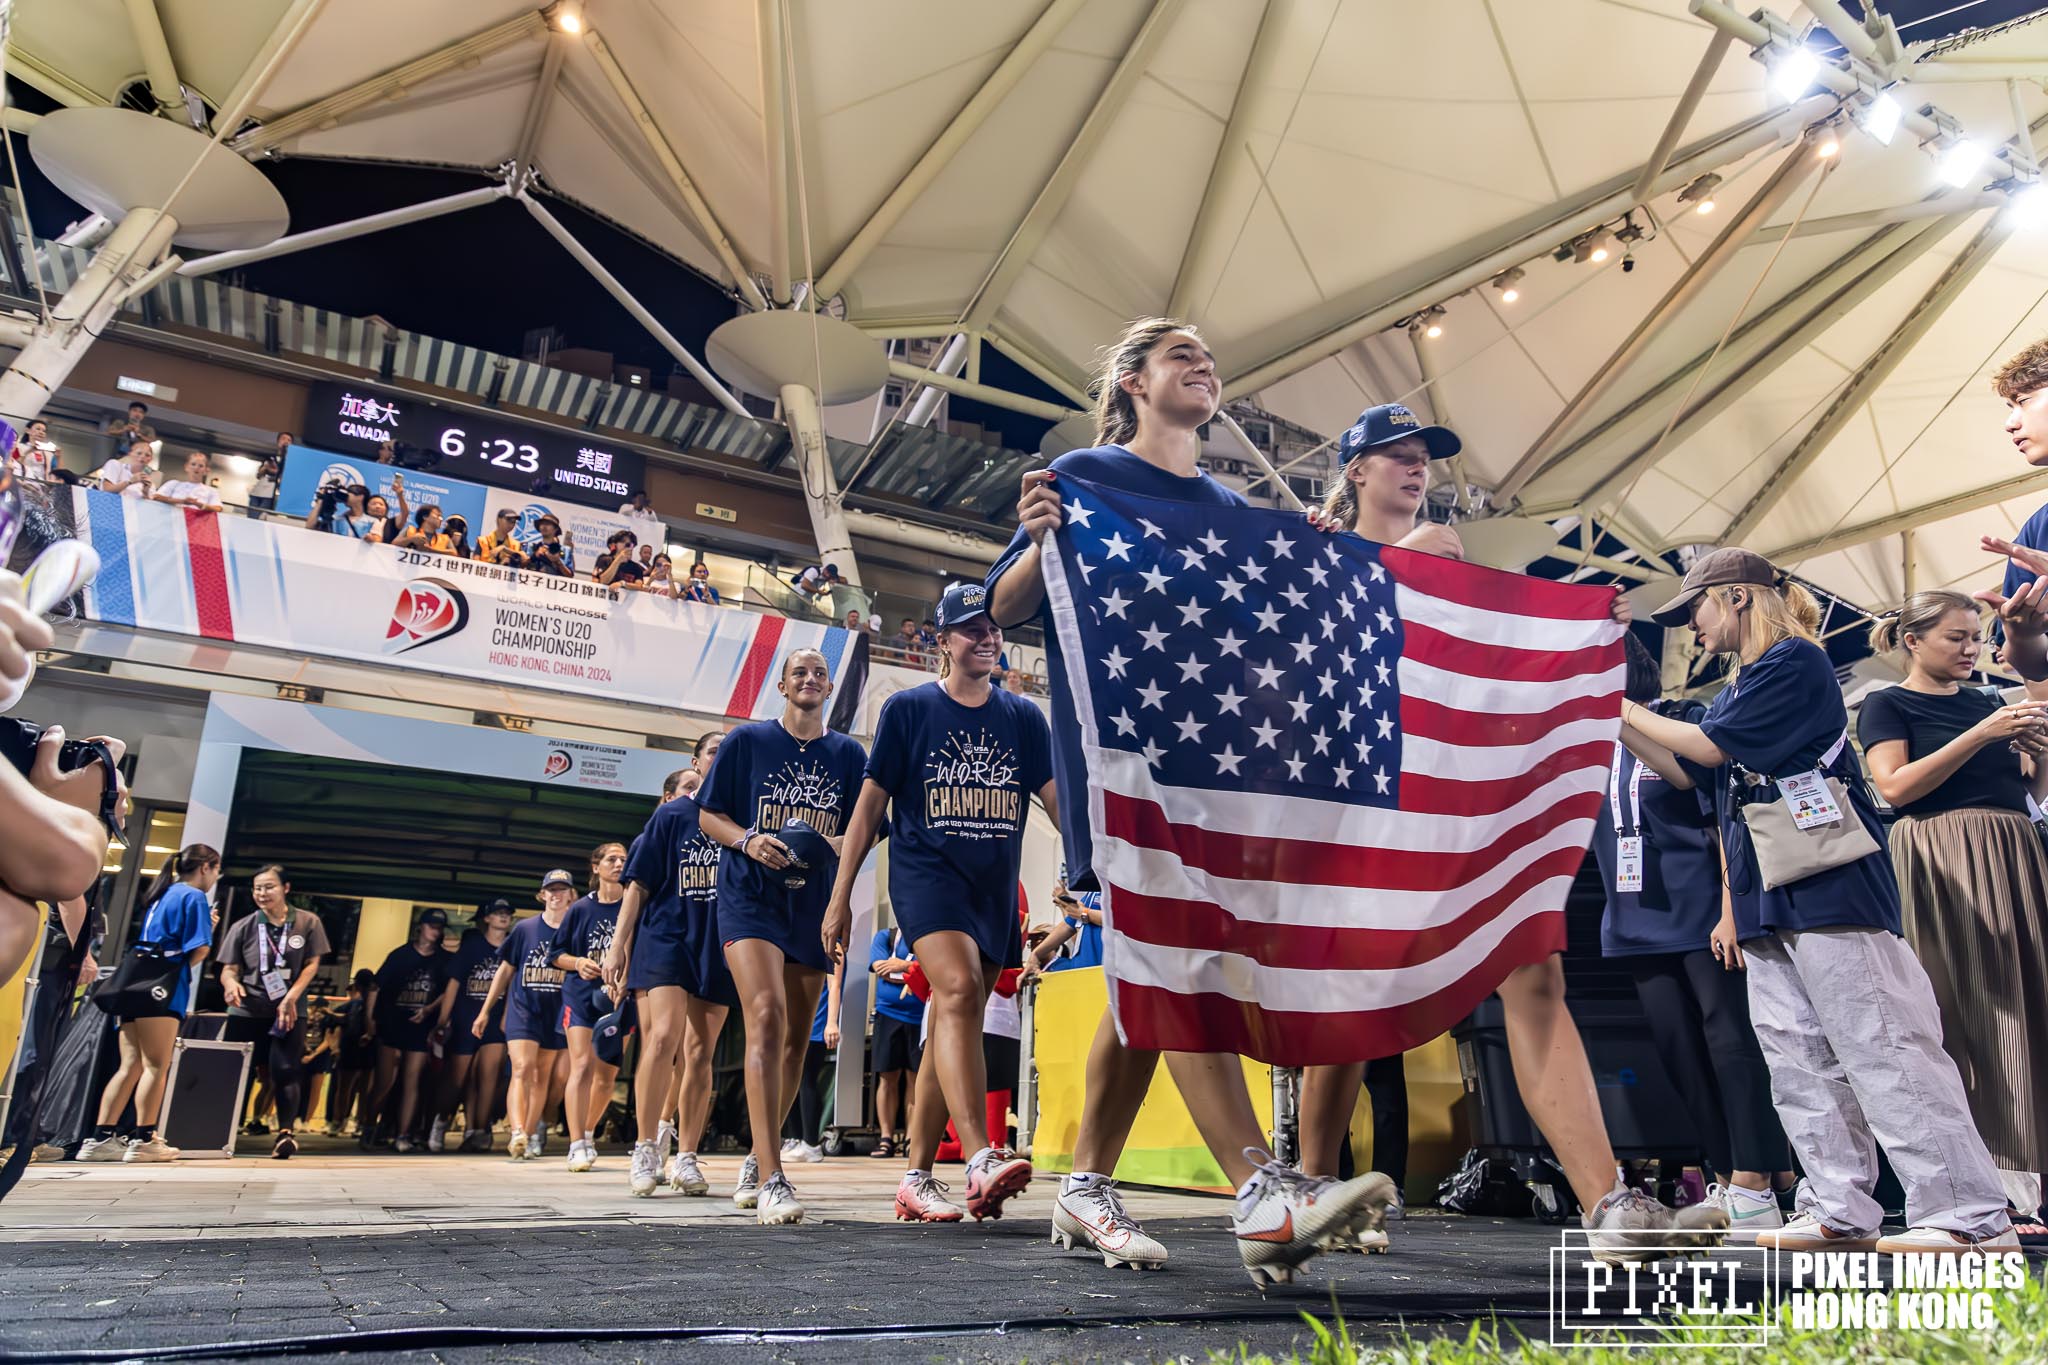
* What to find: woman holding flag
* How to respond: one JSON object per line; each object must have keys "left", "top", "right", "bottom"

{"left": 1300, "top": 402, "right": 1726, "bottom": 1261}
{"left": 986, "top": 317, "right": 1392, "bottom": 1287}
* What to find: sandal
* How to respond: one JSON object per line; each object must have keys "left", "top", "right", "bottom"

{"left": 871, "top": 1134, "right": 894, "bottom": 1159}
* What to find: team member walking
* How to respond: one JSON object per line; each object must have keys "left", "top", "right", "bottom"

{"left": 986, "top": 319, "right": 1391, "bottom": 1284}
{"left": 1626, "top": 549, "right": 2016, "bottom": 1254}
{"left": 477, "top": 873, "right": 572, "bottom": 1160}
{"left": 825, "top": 583, "right": 1054, "bottom": 1225}
{"left": 607, "top": 735, "right": 730, "bottom": 1198}
{"left": 363, "top": 910, "right": 456, "bottom": 1152}
{"left": 79, "top": 845, "right": 218, "bottom": 1163}
{"left": 216, "top": 865, "right": 329, "bottom": 1161}
{"left": 696, "top": 651, "right": 866, "bottom": 1225}
{"left": 1858, "top": 590, "right": 2048, "bottom": 1230}
{"left": 435, "top": 899, "right": 514, "bottom": 1151}
{"left": 555, "top": 842, "right": 629, "bottom": 1171}
{"left": 1597, "top": 637, "right": 1792, "bottom": 1236}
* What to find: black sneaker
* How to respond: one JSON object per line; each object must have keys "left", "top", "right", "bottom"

{"left": 272, "top": 1131, "right": 297, "bottom": 1160}
{"left": 243, "top": 1120, "right": 270, "bottom": 1136}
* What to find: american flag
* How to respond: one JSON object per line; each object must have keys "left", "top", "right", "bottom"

{"left": 1042, "top": 475, "right": 1624, "bottom": 1066}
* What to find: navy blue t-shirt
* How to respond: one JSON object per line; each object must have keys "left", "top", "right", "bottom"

{"left": 623, "top": 800, "right": 721, "bottom": 926}
{"left": 374, "top": 943, "right": 449, "bottom": 1024}
{"left": 866, "top": 929, "right": 924, "bottom": 1024}
{"left": 985, "top": 445, "right": 1246, "bottom": 890}
{"left": 499, "top": 914, "right": 565, "bottom": 1018}
{"left": 554, "top": 893, "right": 622, "bottom": 1018}
{"left": 698, "top": 718, "right": 867, "bottom": 927}
{"left": 2000, "top": 502, "right": 2048, "bottom": 622}
{"left": 864, "top": 681, "right": 1052, "bottom": 954}
{"left": 1683, "top": 637, "right": 1901, "bottom": 940}
{"left": 445, "top": 932, "right": 504, "bottom": 1031}
{"left": 1593, "top": 702, "right": 1721, "bottom": 957}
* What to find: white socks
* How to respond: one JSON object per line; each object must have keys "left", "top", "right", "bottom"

{"left": 1063, "top": 1171, "right": 1108, "bottom": 1196}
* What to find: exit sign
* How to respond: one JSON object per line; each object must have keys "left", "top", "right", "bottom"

{"left": 695, "top": 503, "right": 737, "bottom": 523}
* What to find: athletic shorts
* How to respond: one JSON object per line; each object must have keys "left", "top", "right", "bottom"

{"left": 504, "top": 995, "right": 565, "bottom": 1050}
{"left": 871, "top": 1013, "right": 922, "bottom": 1075}
{"left": 561, "top": 994, "right": 608, "bottom": 1033}
{"left": 448, "top": 1007, "right": 505, "bottom": 1056}
{"left": 896, "top": 893, "right": 1022, "bottom": 972}
{"left": 627, "top": 900, "right": 737, "bottom": 1005}
{"left": 718, "top": 891, "right": 829, "bottom": 974}
{"left": 376, "top": 1010, "right": 435, "bottom": 1055}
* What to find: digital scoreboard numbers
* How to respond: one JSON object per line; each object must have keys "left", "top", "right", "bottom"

{"left": 309, "top": 380, "right": 647, "bottom": 510}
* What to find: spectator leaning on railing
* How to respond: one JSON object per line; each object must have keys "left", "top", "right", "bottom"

{"left": 93, "top": 443, "right": 154, "bottom": 499}
{"left": 595, "top": 530, "right": 644, "bottom": 588}
{"left": 153, "top": 452, "right": 221, "bottom": 511}
{"left": 682, "top": 561, "right": 719, "bottom": 604}
{"left": 10, "top": 419, "right": 58, "bottom": 482}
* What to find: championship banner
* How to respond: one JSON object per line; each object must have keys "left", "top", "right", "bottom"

{"left": 275, "top": 445, "right": 647, "bottom": 564}
{"left": 61, "top": 488, "right": 852, "bottom": 721}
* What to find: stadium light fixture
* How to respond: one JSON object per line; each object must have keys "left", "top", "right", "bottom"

{"left": 1491, "top": 267, "right": 1525, "bottom": 304}
{"left": 1860, "top": 90, "right": 1903, "bottom": 145}
{"left": 2011, "top": 182, "right": 2048, "bottom": 229}
{"left": 1936, "top": 140, "right": 1988, "bottom": 189}
{"left": 1768, "top": 46, "right": 1822, "bottom": 103}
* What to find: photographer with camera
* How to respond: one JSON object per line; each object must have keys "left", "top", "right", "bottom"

{"left": 77, "top": 844, "right": 219, "bottom": 1164}
{"left": 308, "top": 474, "right": 408, "bottom": 543}
{"left": 478, "top": 510, "right": 528, "bottom": 570}
{"left": 527, "top": 515, "right": 572, "bottom": 577}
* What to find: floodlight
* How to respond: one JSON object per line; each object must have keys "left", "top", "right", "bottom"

{"left": 1937, "top": 140, "right": 1988, "bottom": 189}
{"left": 1770, "top": 47, "right": 1822, "bottom": 103}
{"left": 1860, "top": 91, "right": 1903, "bottom": 145}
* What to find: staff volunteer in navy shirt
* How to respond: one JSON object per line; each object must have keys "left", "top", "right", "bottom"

{"left": 80, "top": 844, "right": 219, "bottom": 1165}
{"left": 436, "top": 899, "right": 513, "bottom": 1153}
{"left": 363, "top": 909, "right": 455, "bottom": 1153}
{"left": 476, "top": 871, "right": 573, "bottom": 1162}
{"left": 1626, "top": 547, "right": 2015, "bottom": 1256}
{"left": 826, "top": 581, "right": 1055, "bottom": 1226}
{"left": 1597, "top": 635, "right": 1791, "bottom": 1237}
{"left": 609, "top": 737, "right": 729, "bottom": 1199}
{"left": 553, "top": 841, "right": 628, "bottom": 1175}
{"left": 695, "top": 649, "right": 865, "bottom": 1226}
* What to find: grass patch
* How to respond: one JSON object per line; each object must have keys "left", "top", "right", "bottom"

{"left": 1214, "top": 1262, "right": 2048, "bottom": 1364}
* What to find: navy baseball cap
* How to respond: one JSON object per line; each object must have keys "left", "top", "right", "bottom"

{"left": 539, "top": 868, "right": 574, "bottom": 891}
{"left": 934, "top": 581, "right": 992, "bottom": 631}
{"left": 419, "top": 909, "right": 449, "bottom": 927}
{"left": 1337, "top": 403, "right": 1462, "bottom": 462}
{"left": 481, "top": 899, "right": 513, "bottom": 919}
{"left": 593, "top": 996, "right": 638, "bottom": 1067}
{"left": 777, "top": 818, "right": 837, "bottom": 891}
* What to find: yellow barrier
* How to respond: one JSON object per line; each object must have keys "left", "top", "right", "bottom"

{"left": 0, "top": 905, "right": 45, "bottom": 1124}
{"left": 1032, "top": 965, "right": 1472, "bottom": 1203}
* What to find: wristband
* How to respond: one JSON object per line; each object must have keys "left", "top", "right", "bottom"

{"left": 736, "top": 825, "right": 758, "bottom": 852}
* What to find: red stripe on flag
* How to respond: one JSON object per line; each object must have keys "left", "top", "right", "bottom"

{"left": 1106, "top": 845, "right": 1582, "bottom": 969}
{"left": 1384, "top": 545, "right": 1618, "bottom": 620}
{"left": 1403, "top": 620, "right": 1614, "bottom": 683}
{"left": 183, "top": 509, "right": 236, "bottom": 641}
{"left": 1400, "top": 739, "right": 1617, "bottom": 816}
{"left": 1110, "top": 912, "right": 1568, "bottom": 1065}
{"left": 725, "top": 616, "right": 786, "bottom": 717}
{"left": 1401, "top": 689, "right": 1619, "bottom": 747}
{"left": 1103, "top": 787, "right": 1598, "bottom": 892}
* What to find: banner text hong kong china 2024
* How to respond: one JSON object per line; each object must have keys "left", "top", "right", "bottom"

{"left": 61, "top": 488, "right": 854, "bottom": 721}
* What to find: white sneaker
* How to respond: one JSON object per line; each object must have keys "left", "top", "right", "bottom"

{"left": 525, "top": 1132, "right": 544, "bottom": 1160}
{"left": 567, "top": 1141, "right": 596, "bottom": 1173}
{"left": 657, "top": 1118, "right": 677, "bottom": 1159}
{"left": 732, "top": 1153, "right": 761, "bottom": 1209}
{"left": 1755, "top": 1212, "right": 1877, "bottom": 1253}
{"left": 757, "top": 1172, "right": 805, "bottom": 1225}
{"left": 506, "top": 1130, "right": 528, "bottom": 1161}
{"left": 123, "top": 1135, "right": 180, "bottom": 1163}
{"left": 1230, "top": 1151, "right": 1394, "bottom": 1289}
{"left": 1052, "top": 1180, "right": 1168, "bottom": 1269}
{"left": 78, "top": 1135, "right": 126, "bottom": 1163}
{"left": 669, "top": 1152, "right": 709, "bottom": 1196}
{"left": 427, "top": 1117, "right": 448, "bottom": 1153}
{"left": 1585, "top": 1186, "right": 1730, "bottom": 1264}
{"left": 629, "top": 1140, "right": 660, "bottom": 1197}
{"left": 1705, "top": 1182, "right": 1783, "bottom": 1241}
{"left": 791, "top": 1139, "right": 824, "bottom": 1163}
{"left": 394, "top": 1135, "right": 417, "bottom": 1154}
{"left": 1876, "top": 1226, "right": 2022, "bottom": 1255}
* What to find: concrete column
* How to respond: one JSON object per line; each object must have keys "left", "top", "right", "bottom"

{"left": 779, "top": 382, "right": 862, "bottom": 587}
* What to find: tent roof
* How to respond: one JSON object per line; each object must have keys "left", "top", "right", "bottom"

{"left": 12, "top": 0, "right": 2048, "bottom": 610}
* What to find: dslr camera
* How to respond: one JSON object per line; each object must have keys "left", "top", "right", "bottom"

{"left": 0, "top": 718, "right": 125, "bottom": 840}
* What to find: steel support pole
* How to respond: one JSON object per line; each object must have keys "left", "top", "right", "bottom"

{"left": 1168, "top": 0, "right": 1282, "bottom": 318}
{"left": 122, "top": 0, "right": 191, "bottom": 124}
{"left": 816, "top": 0, "right": 1087, "bottom": 302}
{"left": 178, "top": 185, "right": 507, "bottom": 276}
{"left": 902, "top": 333, "right": 969, "bottom": 428}
{"left": 1749, "top": 193, "right": 2002, "bottom": 243}
{"left": 1498, "top": 136, "right": 1823, "bottom": 500}
{"left": 520, "top": 193, "right": 751, "bottom": 418}
{"left": 886, "top": 358, "right": 1079, "bottom": 422}
{"left": 1218, "top": 410, "right": 1306, "bottom": 511}
{"left": 1632, "top": 30, "right": 1735, "bottom": 202}
{"left": 0, "top": 209, "right": 178, "bottom": 429}
{"left": 1724, "top": 213, "right": 2014, "bottom": 543}
{"left": 1766, "top": 469, "right": 2048, "bottom": 564}
{"left": 984, "top": 328, "right": 1093, "bottom": 409}
{"left": 757, "top": 0, "right": 793, "bottom": 304}
{"left": 1411, "top": 329, "right": 1472, "bottom": 513}
{"left": 780, "top": 383, "right": 862, "bottom": 587}
{"left": 1802, "top": 0, "right": 1879, "bottom": 61}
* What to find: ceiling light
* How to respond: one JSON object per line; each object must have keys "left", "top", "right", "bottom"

{"left": 1425, "top": 319, "right": 1444, "bottom": 339}
{"left": 1816, "top": 132, "right": 1840, "bottom": 159}
{"left": 1936, "top": 139, "right": 1988, "bottom": 188}
{"left": 554, "top": 4, "right": 583, "bottom": 32}
{"left": 1860, "top": 90, "right": 1903, "bottom": 145}
{"left": 1677, "top": 172, "right": 1721, "bottom": 216}
{"left": 1587, "top": 230, "right": 1613, "bottom": 264}
{"left": 1769, "top": 46, "right": 1822, "bottom": 103}
{"left": 2011, "top": 182, "right": 2048, "bottom": 229}
{"left": 1491, "top": 267, "right": 1525, "bottom": 304}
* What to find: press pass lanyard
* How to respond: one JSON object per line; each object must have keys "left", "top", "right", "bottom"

{"left": 1609, "top": 747, "right": 1649, "bottom": 893}
{"left": 1775, "top": 730, "right": 1850, "bottom": 830}
{"left": 257, "top": 915, "right": 291, "bottom": 1001}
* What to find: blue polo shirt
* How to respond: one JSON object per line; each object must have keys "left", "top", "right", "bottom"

{"left": 985, "top": 445, "right": 1246, "bottom": 891}
{"left": 1682, "top": 637, "right": 1900, "bottom": 941}
{"left": 138, "top": 883, "right": 214, "bottom": 1016}
{"left": 866, "top": 929, "right": 924, "bottom": 1025}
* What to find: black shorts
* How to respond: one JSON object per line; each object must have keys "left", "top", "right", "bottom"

{"left": 871, "top": 1013, "right": 922, "bottom": 1075}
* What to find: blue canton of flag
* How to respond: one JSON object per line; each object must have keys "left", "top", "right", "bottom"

{"left": 1052, "top": 478, "right": 1404, "bottom": 805}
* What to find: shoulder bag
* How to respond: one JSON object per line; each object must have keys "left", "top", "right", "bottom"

{"left": 1733, "top": 729, "right": 1881, "bottom": 891}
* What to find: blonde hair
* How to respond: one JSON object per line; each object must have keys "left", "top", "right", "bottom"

{"left": 1702, "top": 575, "right": 1820, "bottom": 670}
{"left": 1868, "top": 590, "right": 1979, "bottom": 656}
{"left": 1319, "top": 457, "right": 1361, "bottom": 529}
{"left": 1092, "top": 317, "right": 1204, "bottom": 447}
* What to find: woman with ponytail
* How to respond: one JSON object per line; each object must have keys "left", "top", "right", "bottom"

{"left": 1624, "top": 550, "right": 2016, "bottom": 1255}
{"left": 984, "top": 318, "right": 1391, "bottom": 1286}
{"left": 1858, "top": 590, "right": 2048, "bottom": 1231}
{"left": 552, "top": 841, "right": 629, "bottom": 1172}
{"left": 79, "top": 844, "right": 219, "bottom": 1164}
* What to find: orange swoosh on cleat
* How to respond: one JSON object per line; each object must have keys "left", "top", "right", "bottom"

{"left": 1239, "top": 1211, "right": 1294, "bottom": 1244}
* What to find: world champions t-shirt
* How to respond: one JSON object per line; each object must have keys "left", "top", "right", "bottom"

{"left": 698, "top": 718, "right": 867, "bottom": 921}
{"left": 499, "top": 914, "right": 565, "bottom": 1015}
{"left": 445, "top": 932, "right": 502, "bottom": 1031}
{"left": 864, "top": 681, "right": 1052, "bottom": 947}
{"left": 374, "top": 944, "right": 448, "bottom": 1022}
{"left": 554, "top": 893, "right": 621, "bottom": 1017}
